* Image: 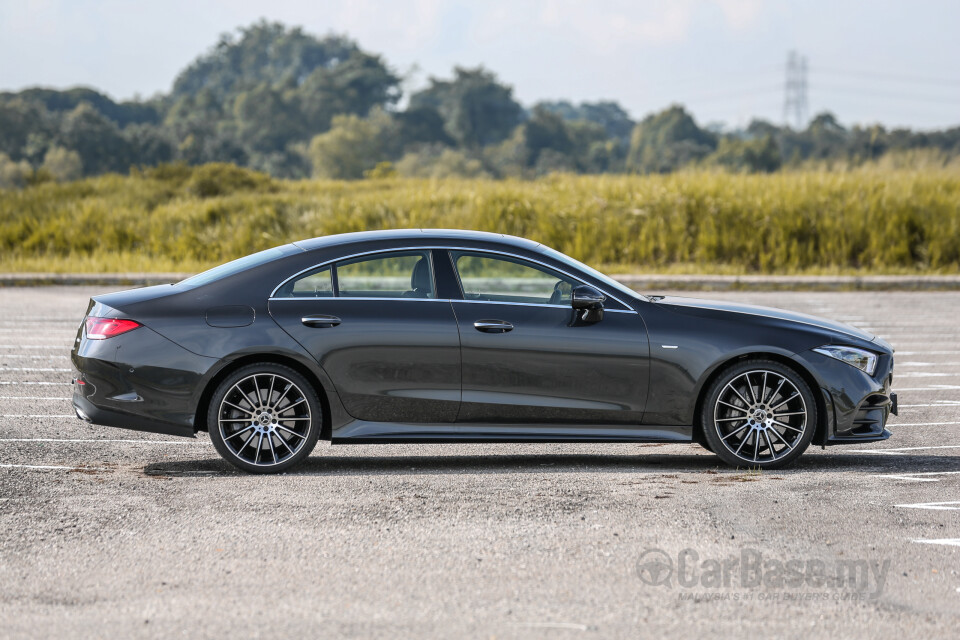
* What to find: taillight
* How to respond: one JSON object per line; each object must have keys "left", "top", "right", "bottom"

{"left": 84, "top": 317, "right": 141, "bottom": 340}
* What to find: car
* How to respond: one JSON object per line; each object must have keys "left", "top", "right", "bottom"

{"left": 71, "top": 229, "right": 897, "bottom": 473}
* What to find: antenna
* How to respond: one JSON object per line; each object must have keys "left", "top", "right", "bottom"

{"left": 783, "top": 50, "right": 809, "bottom": 129}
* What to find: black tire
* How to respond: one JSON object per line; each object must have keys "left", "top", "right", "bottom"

{"left": 700, "top": 359, "right": 817, "bottom": 469}
{"left": 207, "top": 363, "right": 321, "bottom": 474}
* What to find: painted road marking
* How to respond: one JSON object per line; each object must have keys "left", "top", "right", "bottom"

{"left": 898, "top": 501, "right": 960, "bottom": 511}
{"left": 0, "top": 355, "right": 69, "bottom": 359}
{"left": 889, "top": 421, "right": 960, "bottom": 427}
{"left": 0, "top": 463, "right": 110, "bottom": 472}
{"left": 0, "top": 438, "right": 203, "bottom": 445}
{"left": 895, "top": 385, "right": 960, "bottom": 391}
{"left": 0, "top": 382, "right": 70, "bottom": 386}
{"left": 913, "top": 539, "right": 960, "bottom": 547}
{"left": 899, "top": 401, "right": 960, "bottom": 407}
{"left": 872, "top": 471, "right": 960, "bottom": 483}
{"left": 898, "top": 351, "right": 960, "bottom": 356}
{"left": 0, "top": 396, "right": 71, "bottom": 400}
{"left": 0, "top": 345, "right": 69, "bottom": 349}
{"left": 850, "top": 445, "right": 960, "bottom": 455}
{"left": 0, "top": 367, "right": 72, "bottom": 372}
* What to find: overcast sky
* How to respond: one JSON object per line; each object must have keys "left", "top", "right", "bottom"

{"left": 1, "top": 0, "right": 958, "bottom": 130}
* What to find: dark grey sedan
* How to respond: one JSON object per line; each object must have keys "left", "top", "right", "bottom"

{"left": 71, "top": 229, "right": 896, "bottom": 472}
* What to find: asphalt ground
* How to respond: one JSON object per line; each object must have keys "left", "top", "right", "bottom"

{"left": 0, "top": 286, "right": 958, "bottom": 639}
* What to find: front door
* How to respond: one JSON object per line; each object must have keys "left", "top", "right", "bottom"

{"left": 447, "top": 250, "right": 649, "bottom": 425}
{"left": 269, "top": 250, "right": 461, "bottom": 423}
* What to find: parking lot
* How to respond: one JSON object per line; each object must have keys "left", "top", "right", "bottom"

{"left": 1, "top": 286, "right": 958, "bottom": 638}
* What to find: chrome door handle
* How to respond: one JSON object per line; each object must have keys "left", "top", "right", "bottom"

{"left": 474, "top": 319, "right": 513, "bottom": 333}
{"left": 301, "top": 314, "right": 341, "bottom": 328}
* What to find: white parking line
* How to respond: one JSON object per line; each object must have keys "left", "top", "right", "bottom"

{"left": 899, "top": 362, "right": 960, "bottom": 367}
{"left": 0, "top": 382, "right": 70, "bottom": 386}
{"left": 889, "top": 421, "right": 960, "bottom": 426}
{"left": 0, "top": 345, "right": 69, "bottom": 349}
{"left": 898, "top": 351, "right": 960, "bottom": 356}
{"left": 898, "top": 501, "right": 960, "bottom": 511}
{"left": 897, "top": 372, "right": 960, "bottom": 378}
{"left": 1, "top": 414, "right": 74, "bottom": 418}
{"left": 899, "top": 402, "right": 960, "bottom": 407}
{"left": 849, "top": 445, "right": 960, "bottom": 455}
{"left": 872, "top": 471, "right": 960, "bottom": 483}
{"left": 0, "top": 463, "right": 110, "bottom": 472}
{"left": 0, "top": 355, "right": 69, "bottom": 359}
{"left": 913, "top": 539, "right": 960, "bottom": 547}
{"left": 0, "top": 367, "right": 72, "bottom": 372}
{"left": 0, "top": 396, "right": 70, "bottom": 400}
{"left": 0, "top": 438, "right": 202, "bottom": 445}
{"left": 895, "top": 385, "right": 960, "bottom": 391}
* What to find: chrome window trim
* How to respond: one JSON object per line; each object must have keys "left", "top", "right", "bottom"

{"left": 270, "top": 245, "right": 638, "bottom": 313}
{"left": 266, "top": 296, "right": 635, "bottom": 313}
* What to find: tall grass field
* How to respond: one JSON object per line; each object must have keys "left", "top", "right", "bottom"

{"left": 1, "top": 164, "right": 958, "bottom": 275}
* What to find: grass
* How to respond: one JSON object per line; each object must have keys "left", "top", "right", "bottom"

{"left": 1, "top": 163, "right": 959, "bottom": 275}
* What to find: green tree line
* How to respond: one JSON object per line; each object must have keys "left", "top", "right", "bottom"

{"left": 1, "top": 20, "right": 959, "bottom": 187}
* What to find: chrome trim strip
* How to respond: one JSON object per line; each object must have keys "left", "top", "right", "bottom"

{"left": 453, "top": 299, "right": 635, "bottom": 313}
{"left": 269, "top": 296, "right": 448, "bottom": 303}
{"left": 270, "top": 245, "right": 638, "bottom": 312}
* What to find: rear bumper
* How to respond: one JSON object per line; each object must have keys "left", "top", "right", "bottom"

{"left": 73, "top": 393, "right": 195, "bottom": 438}
{"left": 71, "top": 325, "right": 219, "bottom": 439}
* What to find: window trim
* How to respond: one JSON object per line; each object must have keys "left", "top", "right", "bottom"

{"left": 268, "top": 246, "right": 637, "bottom": 313}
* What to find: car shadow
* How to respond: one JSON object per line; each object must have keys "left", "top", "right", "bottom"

{"left": 142, "top": 450, "right": 960, "bottom": 478}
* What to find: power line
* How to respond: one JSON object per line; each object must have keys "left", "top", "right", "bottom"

{"left": 812, "top": 82, "right": 960, "bottom": 106}
{"left": 810, "top": 66, "right": 960, "bottom": 88}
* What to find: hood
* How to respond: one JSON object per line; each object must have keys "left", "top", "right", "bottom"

{"left": 654, "top": 296, "right": 876, "bottom": 343}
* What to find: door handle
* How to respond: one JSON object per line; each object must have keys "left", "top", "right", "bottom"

{"left": 301, "top": 314, "right": 341, "bottom": 328}
{"left": 474, "top": 319, "right": 513, "bottom": 333}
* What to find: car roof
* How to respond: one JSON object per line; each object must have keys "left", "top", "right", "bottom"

{"left": 292, "top": 229, "right": 542, "bottom": 252}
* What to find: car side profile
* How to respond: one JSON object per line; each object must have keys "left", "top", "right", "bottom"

{"left": 71, "top": 229, "right": 897, "bottom": 472}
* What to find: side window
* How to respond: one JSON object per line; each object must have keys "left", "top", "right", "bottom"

{"left": 276, "top": 265, "right": 333, "bottom": 298}
{"left": 337, "top": 251, "right": 435, "bottom": 299}
{"left": 451, "top": 251, "right": 575, "bottom": 305}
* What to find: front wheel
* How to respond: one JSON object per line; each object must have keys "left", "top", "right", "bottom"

{"left": 207, "top": 364, "right": 321, "bottom": 473}
{"left": 701, "top": 360, "right": 817, "bottom": 469}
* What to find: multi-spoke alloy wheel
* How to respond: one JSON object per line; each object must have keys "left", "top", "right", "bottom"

{"left": 701, "top": 360, "right": 816, "bottom": 469}
{"left": 207, "top": 364, "right": 321, "bottom": 473}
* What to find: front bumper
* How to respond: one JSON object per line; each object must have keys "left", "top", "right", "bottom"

{"left": 71, "top": 325, "right": 219, "bottom": 438}
{"left": 793, "top": 348, "right": 896, "bottom": 446}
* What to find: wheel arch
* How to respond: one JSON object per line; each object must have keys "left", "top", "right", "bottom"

{"left": 691, "top": 351, "right": 827, "bottom": 447}
{"left": 194, "top": 354, "right": 332, "bottom": 440}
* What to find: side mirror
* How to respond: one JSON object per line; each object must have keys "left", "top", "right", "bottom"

{"left": 571, "top": 285, "right": 605, "bottom": 322}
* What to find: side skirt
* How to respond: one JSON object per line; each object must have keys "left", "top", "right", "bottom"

{"left": 331, "top": 422, "right": 692, "bottom": 444}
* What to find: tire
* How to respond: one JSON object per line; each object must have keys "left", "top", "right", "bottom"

{"left": 207, "top": 363, "right": 322, "bottom": 474}
{"left": 700, "top": 359, "right": 817, "bottom": 469}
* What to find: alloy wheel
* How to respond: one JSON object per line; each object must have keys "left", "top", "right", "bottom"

{"left": 216, "top": 373, "right": 312, "bottom": 467}
{"left": 712, "top": 369, "right": 808, "bottom": 464}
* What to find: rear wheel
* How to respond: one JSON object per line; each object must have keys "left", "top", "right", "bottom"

{"left": 207, "top": 364, "right": 321, "bottom": 473}
{"left": 701, "top": 360, "right": 816, "bottom": 469}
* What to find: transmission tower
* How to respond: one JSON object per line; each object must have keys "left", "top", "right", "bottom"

{"left": 783, "top": 51, "right": 808, "bottom": 129}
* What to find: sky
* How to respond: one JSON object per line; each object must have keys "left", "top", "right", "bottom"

{"left": 1, "top": 0, "right": 958, "bottom": 130}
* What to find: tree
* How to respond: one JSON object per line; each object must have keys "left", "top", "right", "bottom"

{"left": 409, "top": 67, "right": 522, "bottom": 147}
{"left": 308, "top": 109, "right": 397, "bottom": 179}
{"left": 297, "top": 51, "right": 400, "bottom": 133}
{"left": 626, "top": 105, "right": 716, "bottom": 173}
{"left": 707, "top": 135, "right": 781, "bottom": 173}
{"left": 171, "top": 21, "right": 358, "bottom": 102}
{"left": 536, "top": 100, "right": 634, "bottom": 141}
{"left": 58, "top": 102, "right": 131, "bottom": 174}
{"left": 0, "top": 153, "right": 32, "bottom": 189}
{"left": 41, "top": 146, "right": 83, "bottom": 181}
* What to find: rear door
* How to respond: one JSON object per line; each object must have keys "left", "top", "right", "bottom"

{"left": 447, "top": 250, "right": 650, "bottom": 426}
{"left": 268, "top": 250, "right": 461, "bottom": 423}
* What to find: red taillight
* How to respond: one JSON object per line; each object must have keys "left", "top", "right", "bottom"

{"left": 84, "top": 317, "right": 141, "bottom": 340}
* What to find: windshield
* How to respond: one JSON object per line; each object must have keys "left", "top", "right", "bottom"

{"left": 537, "top": 245, "right": 648, "bottom": 304}
{"left": 177, "top": 247, "right": 287, "bottom": 289}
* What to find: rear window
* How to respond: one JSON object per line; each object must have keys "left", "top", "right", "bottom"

{"left": 177, "top": 248, "right": 287, "bottom": 289}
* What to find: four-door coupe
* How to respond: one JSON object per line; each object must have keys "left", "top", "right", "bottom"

{"left": 71, "top": 229, "right": 897, "bottom": 472}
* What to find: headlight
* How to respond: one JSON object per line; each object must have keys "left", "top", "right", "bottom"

{"left": 813, "top": 345, "right": 878, "bottom": 375}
